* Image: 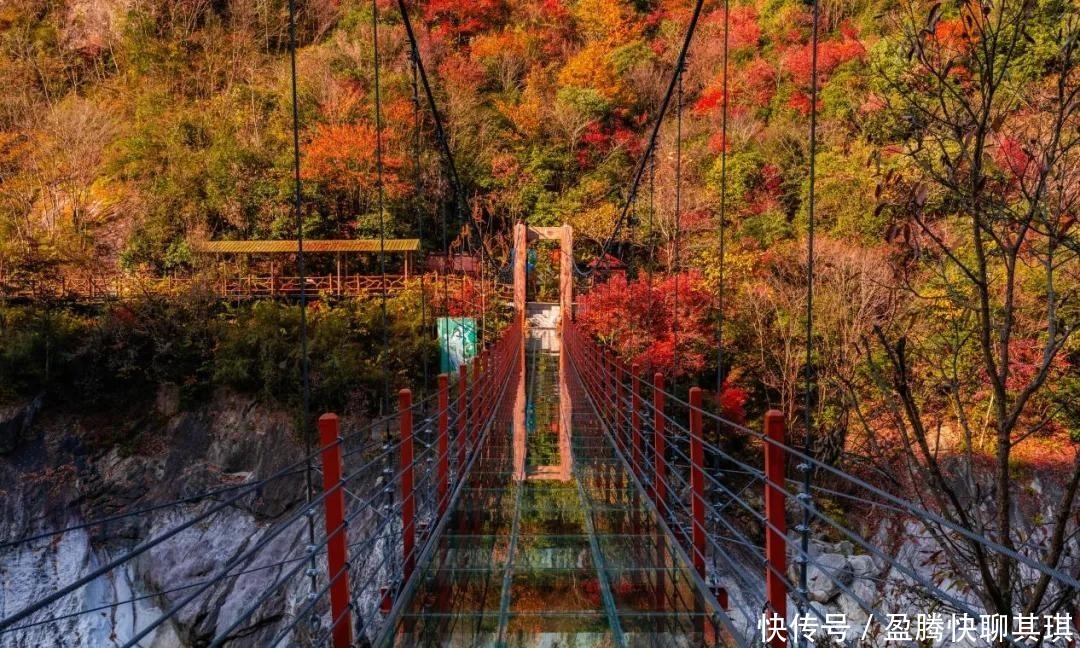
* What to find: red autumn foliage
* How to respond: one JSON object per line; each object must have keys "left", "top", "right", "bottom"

{"left": 424, "top": 0, "right": 508, "bottom": 42}
{"left": 576, "top": 112, "right": 643, "bottom": 166}
{"left": 703, "top": 5, "right": 762, "bottom": 51}
{"left": 696, "top": 57, "right": 777, "bottom": 120}
{"left": 781, "top": 37, "right": 866, "bottom": 87}
{"left": 788, "top": 91, "right": 822, "bottom": 116}
{"left": 438, "top": 52, "right": 486, "bottom": 92}
{"left": 746, "top": 163, "right": 783, "bottom": 214}
{"left": 717, "top": 379, "right": 749, "bottom": 424}
{"left": 991, "top": 134, "right": 1034, "bottom": 180}
{"left": 577, "top": 272, "right": 714, "bottom": 378}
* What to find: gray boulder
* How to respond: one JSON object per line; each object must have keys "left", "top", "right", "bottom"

{"left": 807, "top": 553, "right": 854, "bottom": 602}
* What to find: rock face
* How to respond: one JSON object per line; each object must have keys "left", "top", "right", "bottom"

{"left": 806, "top": 552, "right": 854, "bottom": 602}
{"left": 0, "top": 390, "right": 382, "bottom": 648}
{"left": 0, "top": 395, "right": 43, "bottom": 455}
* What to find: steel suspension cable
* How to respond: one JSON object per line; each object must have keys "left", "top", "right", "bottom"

{"left": 392, "top": 0, "right": 492, "bottom": 260}
{"left": 798, "top": 0, "right": 822, "bottom": 636}
{"left": 3, "top": 527, "right": 397, "bottom": 636}
{"left": 582, "top": 0, "right": 706, "bottom": 278}
{"left": 371, "top": 0, "right": 406, "bottom": 605}
{"left": 412, "top": 55, "right": 430, "bottom": 400}
{"left": 715, "top": 0, "right": 731, "bottom": 397}
{"left": 569, "top": 334, "right": 1037, "bottom": 647}
{"left": 373, "top": 0, "right": 391, "bottom": 424}
{"left": 0, "top": 470, "right": 304, "bottom": 550}
{"left": 285, "top": 0, "right": 320, "bottom": 613}
{"left": 205, "top": 454, "right": 429, "bottom": 648}
{"left": 672, "top": 70, "right": 683, "bottom": 382}
{"left": 648, "top": 151, "right": 656, "bottom": 319}
{"left": 573, "top": 320, "right": 1080, "bottom": 601}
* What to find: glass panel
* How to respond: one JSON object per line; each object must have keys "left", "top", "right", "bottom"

{"left": 607, "top": 568, "right": 710, "bottom": 616}
{"left": 426, "top": 534, "right": 511, "bottom": 570}
{"left": 388, "top": 343, "right": 725, "bottom": 648}
{"left": 620, "top": 614, "right": 716, "bottom": 648}
{"left": 394, "top": 613, "right": 500, "bottom": 647}
{"left": 596, "top": 534, "right": 681, "bottom": 569}
{"left": 409, "top": 569, "right": 505, "bottom": 614}
{"left": 515, "top": 534, "right": 592, "bottom": 569}
{"left": 509, "top": 568, "right": 605, "bottom": 613}
{"left": 503, "top": 614, "right": 616, "bottom": 648}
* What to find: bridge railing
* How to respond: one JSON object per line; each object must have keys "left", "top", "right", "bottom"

{"left": 0, "top": 319, "right": 522, "bottom": 648}
{"left": 564, "top": 321, "right": 1079, "bottom": 648}
{"left": 0, "top": 271, "right": 514, "bottom": 303}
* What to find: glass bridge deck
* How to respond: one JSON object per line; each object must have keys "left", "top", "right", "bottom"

{"left": 392, "top": 348, "right": 718, "bottom": 647}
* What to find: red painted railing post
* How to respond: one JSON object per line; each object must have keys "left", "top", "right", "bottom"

{"left": 479, "top": 350, "right": 488, "bottom": 418}
{"left": 615, "top": 360, "right": 625, "bottom": 451}
{"left": 631, "top": 363, "right": 642, "bottom": 477}
{"left": 653, "top": 373, "right": 666, "bottom": 514}
{"left": 470, "top": 357, "right": 480, "bottom": 451}
{"left": 689, "top": 387, "right": 706, "bottom": 577}
{"left": 437, "top": 374, "right": 449, "bottom": 518}
{"left": 400, "top": 390, "right": 416, "bottom": 583}
{"left": 610, "top": 353, "right": 619, "bottom": 428}
{"left": 764, "top": 410, "right": 788, "bottom": 648}
{"left": 457, "top": 364, "right": 467, "bottom": 477}
{"left": 600, "top": 351, "right": 610, "bottom": 421}
{"left": 318, "top": 414, "right": 353, "bottom": 648}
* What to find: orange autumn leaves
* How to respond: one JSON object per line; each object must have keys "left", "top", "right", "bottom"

{"left": 301, "top": 112, "right": 409, "bottom": 199}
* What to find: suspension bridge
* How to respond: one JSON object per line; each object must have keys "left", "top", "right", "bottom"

{"left": 1, "top": 226, "right": 1076, "bottom": 647}
{"left": 1, "top": 0, "right": 1076, "bottom": 645}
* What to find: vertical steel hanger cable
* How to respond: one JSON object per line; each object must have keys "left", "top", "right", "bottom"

{"left": 672, "top": 70, "right": 683, "bottom": 383}
{"left": 643, "top": 150, "right": 652, "bottom": 326}
{"left": 412, "top": 54, "right": 430, "bottom": 401}
{"left": 371, "top": 0, "right": 400, "bottom": 598}
{"left": 286, "top": 0, "right": 319, "bottom": 603}
{"left": 583, "top": 0, "right": 706, "bottom": 277}
{"left": 372, "top": 0, "right": 391, "bottom": 423}
{"left": 798, "top": 0, "right": 822, "bottom": 638}
{"left": 715, "top": 0, "right": 731, "bottom": 398}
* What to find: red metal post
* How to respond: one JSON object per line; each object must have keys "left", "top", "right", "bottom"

{"left": 764, "top": 410, "right": 787, "bottom": 648}
{"left": 318, "top": 414, "right": 353, "bottom": 648}
{"left": 479, "top": 350, "right": 488, "bottom": 417}
{"left": 689, "top": 387, "right": 706, "bottom": 577}
{"left": 470, "top": 357, "right": 480, "bottom": 450}
{"left": 458, "top": 363, "right": 468, "bottom": 468}
{"left": 653, "top": 373, "right": 666, "bottom": 514}
{"left": 400, "top": 389, "right": 416, "bottom": 582}
{"left": 609, "top": 353, "right": 618, "bottom": 427}
{"left": 631, "top": 363, "right": 642, "bottom": 477}
{"left": 711, "top": 584, "right": 729, "bottom": 611}
{"left": 602, "top": 351, "right": 610, "bottom": 425}
{"left": 437, "top": 373, "right": 449, "bottom": 517}
{"left": 615, "top": 360, "right": 625, "bottom": 451}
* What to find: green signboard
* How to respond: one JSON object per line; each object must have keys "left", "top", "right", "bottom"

{"left": 437, "top": 317, "right": 477, "bottom": 373}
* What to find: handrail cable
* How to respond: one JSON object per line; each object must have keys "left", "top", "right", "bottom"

{"left": 580, "top": 332, "right": 1080, "bottom": 590}
{"left": 0, "top": 428, "right": 362, "bottom": 632}
{"left": 569, "top": 336, "right": 1037, "bottom": 648}
{"left": 115, "top": 437, "right": 419, "bottom": 648}
{"left": 3, "top": 522, "right": 397, "bottom": 635}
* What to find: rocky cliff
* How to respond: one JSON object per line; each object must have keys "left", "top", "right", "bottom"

{"left": 0, "top": 389, "right": 386, "bottom": 648}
